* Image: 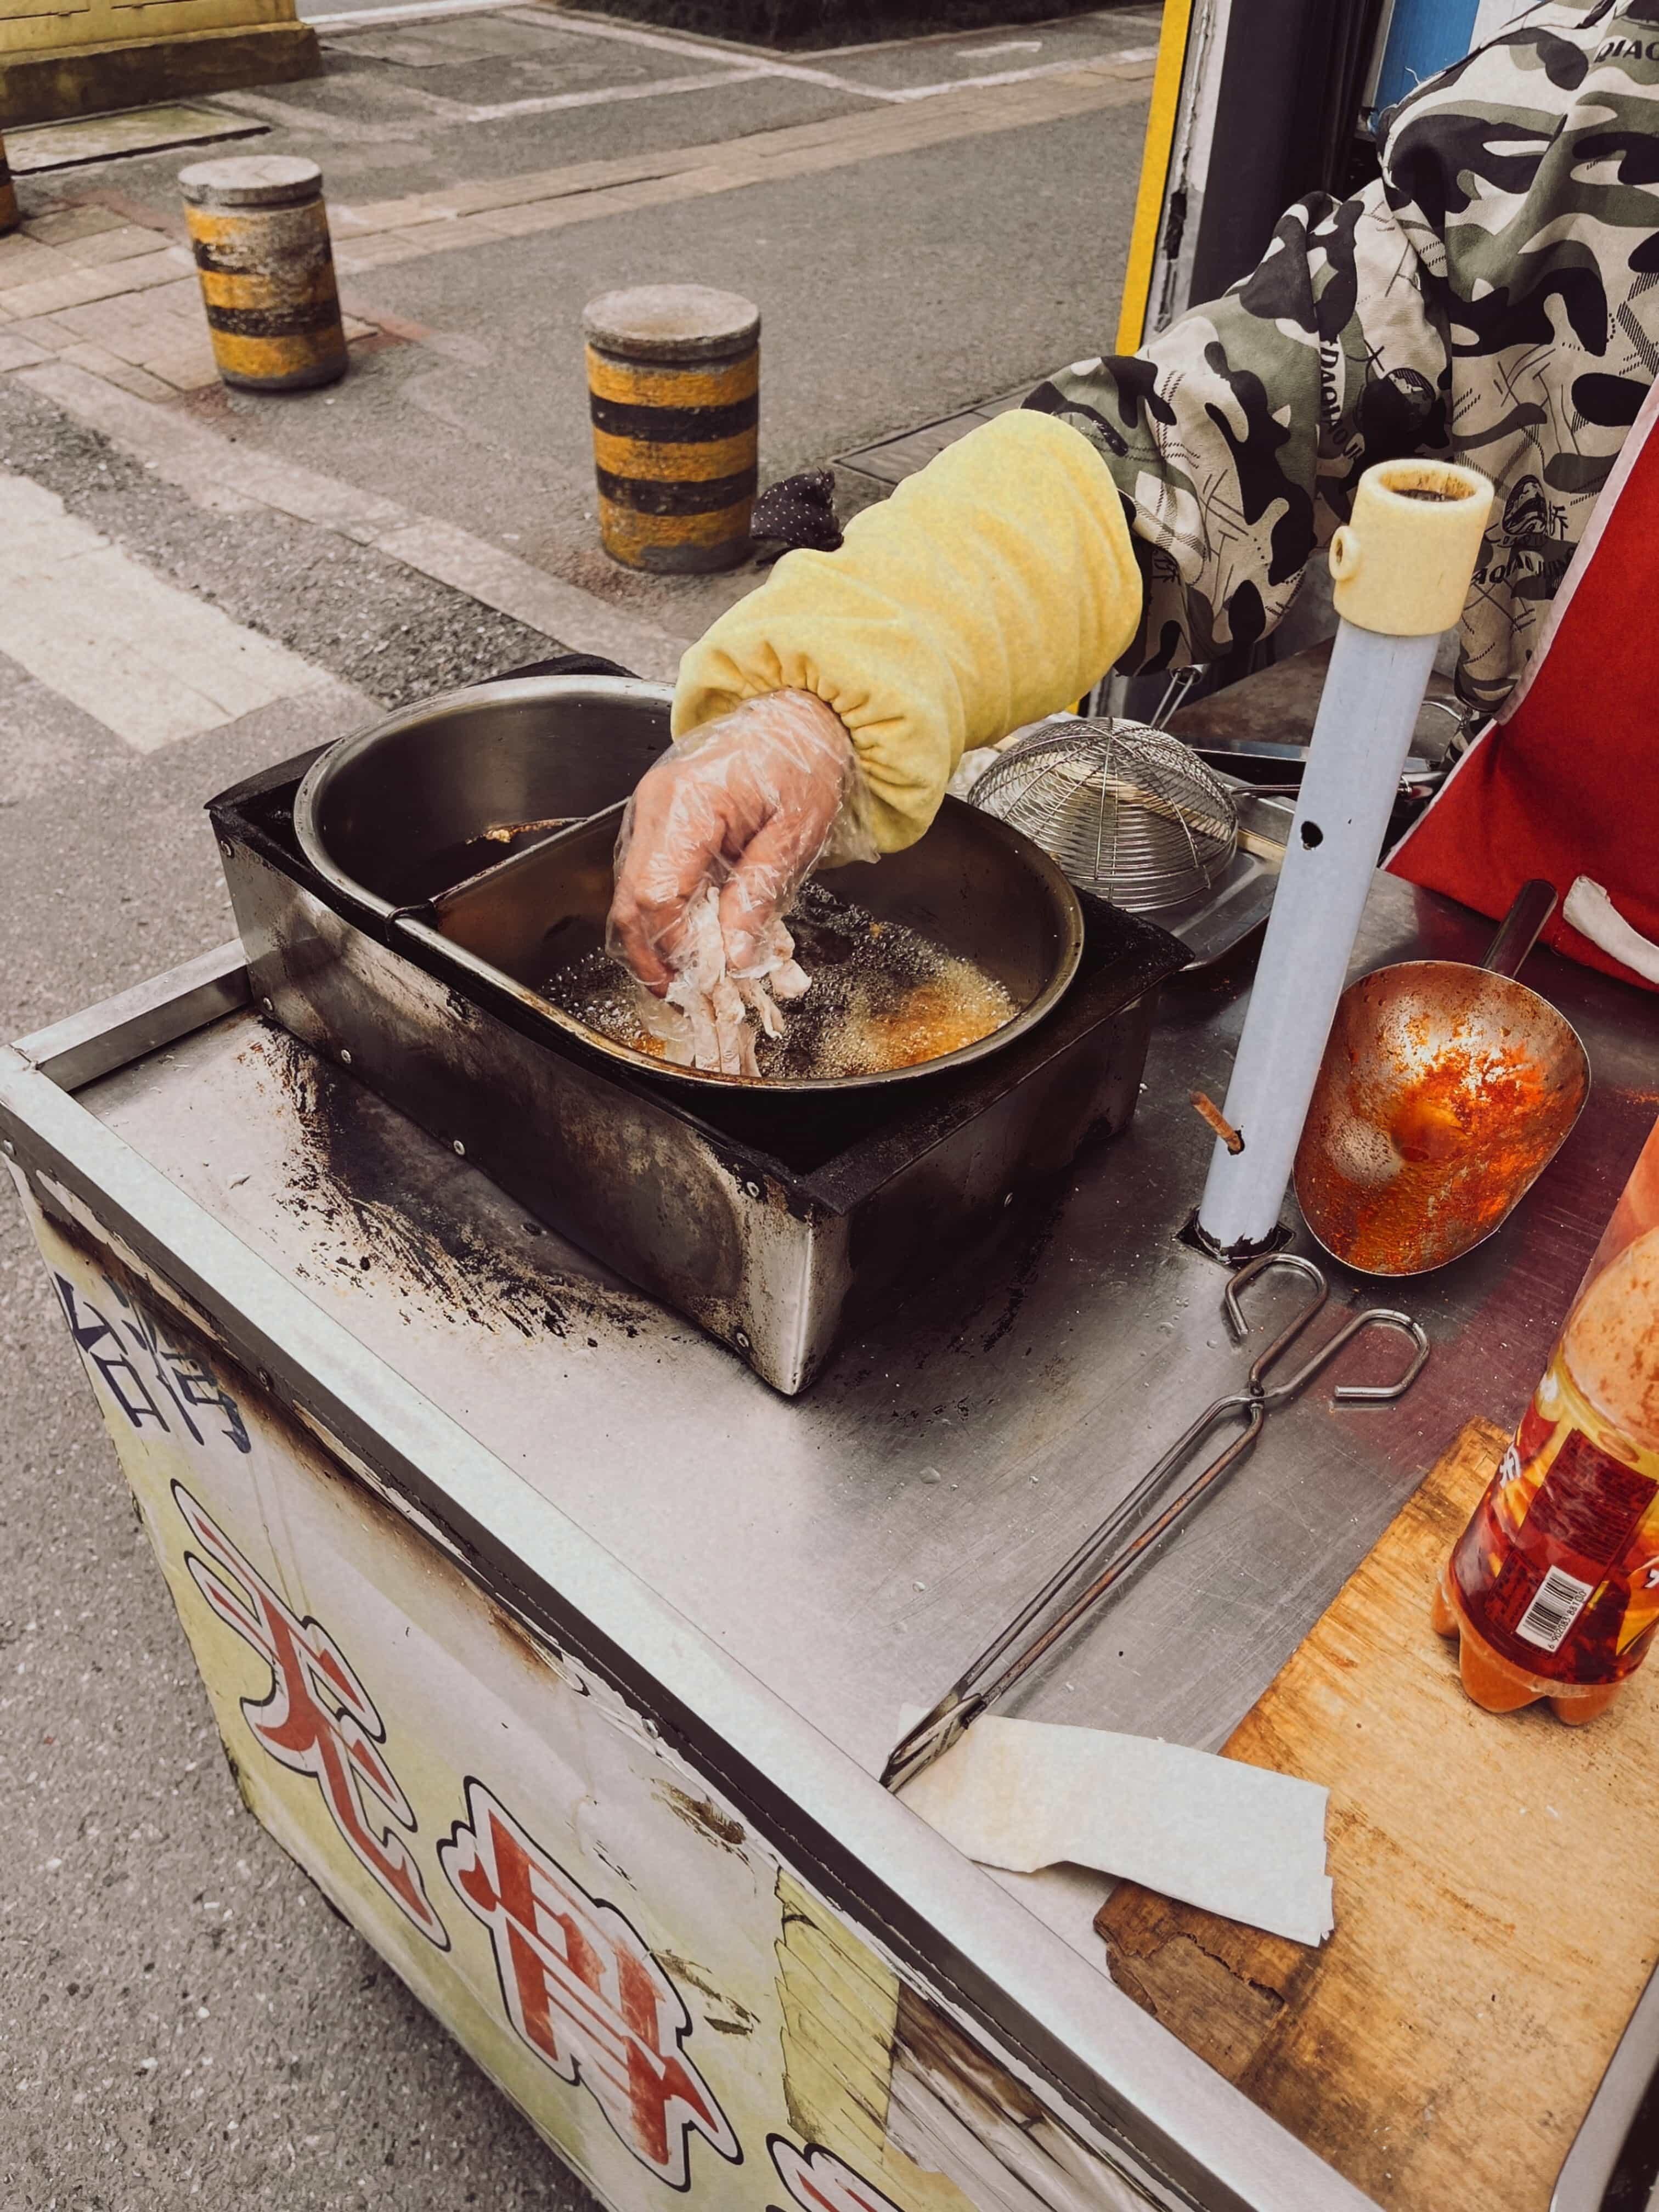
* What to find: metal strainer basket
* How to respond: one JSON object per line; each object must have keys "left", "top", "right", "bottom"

{"left": 968, "top": 718, "right": 1239, "bottom": 912}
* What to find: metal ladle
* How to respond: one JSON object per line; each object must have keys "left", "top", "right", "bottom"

{"left": 1293, "top": 879, "right": 1590, "bottom": 1277}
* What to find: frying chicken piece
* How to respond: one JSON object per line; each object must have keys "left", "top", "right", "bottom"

{"left": 641, "top": 885, "right": 812, "bottom": 1075}
{"left": 771, "top": 953, "right": 811, "bottom": 1001}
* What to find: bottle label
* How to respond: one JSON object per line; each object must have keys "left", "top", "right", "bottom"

{"left": 1454, "top": 1357, "right": 1659, "bottom": 1685}
{"left": 1523, "top": 1430, "right": 1655, "bottom": 1562}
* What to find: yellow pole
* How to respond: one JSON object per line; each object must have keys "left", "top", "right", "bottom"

{"left": 1114, "top": 0, "right": 1197, "bottom": 356}
{"left": 180, "top": 155, "right": 348, "bottom": 392}
{"left": 584, "top": 285, "right": 760, "bottom": 575}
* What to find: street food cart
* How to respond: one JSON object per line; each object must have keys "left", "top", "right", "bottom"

{"left": 13, "top": 0, "right": 1659, "bottom": 2195}
{"left": 5, "top": 650, "right": 1657, "bottom": 2210}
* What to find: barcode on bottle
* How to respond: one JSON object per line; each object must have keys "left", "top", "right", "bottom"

{"left": 1514, "top": 1564, "right": 1596, "bottom": 1653}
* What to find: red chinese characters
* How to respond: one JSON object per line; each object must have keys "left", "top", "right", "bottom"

{"left": 175, "top": 1481, "right": 449, "bottom": 1948}
{"left": 440, "top": 1779, "right": 740, "bottom": 2188}
{"left": 770, "top": 2140, "right": 903, "bottom": 2212}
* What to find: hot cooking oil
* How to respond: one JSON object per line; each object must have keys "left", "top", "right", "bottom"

{"left": 540, "top": 882, "right": 1018, "bottom": 1081}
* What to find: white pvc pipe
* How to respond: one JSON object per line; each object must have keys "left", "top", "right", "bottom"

{"left": 1195, "top": 619, "right": 1441, "bottom": 1254}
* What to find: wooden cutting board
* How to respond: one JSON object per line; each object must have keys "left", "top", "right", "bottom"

{"left": 1096, "top": 1418, "right": 1659, "bottom": 2212}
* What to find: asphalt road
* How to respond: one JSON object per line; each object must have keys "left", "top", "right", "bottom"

{"left": 43, "top": 0, "right": 1158, "bottom": 639}
{"left": 0, "top": 11, "right": 1154, "bottom": 2206}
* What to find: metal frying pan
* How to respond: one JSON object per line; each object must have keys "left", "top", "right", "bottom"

{"left": 393, "top": 797, "right": 1086, "bottom": 1094}
{"left": 295, "top": 672, "right": 1087, "bottom": 1093}
{"left": 1294, "top": 881, "right": 1590, "bottom": 1276}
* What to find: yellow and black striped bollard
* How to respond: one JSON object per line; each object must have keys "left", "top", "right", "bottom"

{"left": 584, "top": 285, "right": 760, "bottom": 573}
{"left": 179, "top": 154, "right": 347, "bottom": 393}
{"left": 0, "top": 133, "right": 19, "bottom": 237}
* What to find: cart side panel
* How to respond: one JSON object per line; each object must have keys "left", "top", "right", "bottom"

{"left": 13, "top": 1176, "right": 1163, "bottom": 2212}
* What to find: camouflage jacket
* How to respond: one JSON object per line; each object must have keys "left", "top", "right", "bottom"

{"left": 1027, "top": 0, "right": 1659, "bottom": 711}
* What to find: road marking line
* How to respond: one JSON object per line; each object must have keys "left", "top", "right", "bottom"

{"left": 306, "top": 0, "right": 531, "bottom": 24}
{"left": 308, "top": 0, "right": 784, "bottom": 142}
{"left": 308, "top": 0, "right": 1159, "bottom": 114}
{"left": 781, "top": 10, "right": 1165, "bottom": 60}
{"left": 0, "top": 468, "right": 331, "bottom": 752}
{"left": 13, "top": 360, "right": 689, "bottom": 683}
{"left": 526, "top": 2, "right": 1159, "bottom": 64}
{"left": 283, "top": 4, "right": 1155, "bottom": 122}
{"left": 502, "top": 1, "right": 785, "bottom": 57}
{"left": 467, "top": 64, "right": 770, "bottom": 122}
{"left": 208, "top": 87, "right": 458, "bottom": 145}
{"left": 502, "top": 8, "right": 1154, "bottom": 101}
{"left": 888, "top": 46, "right": 1157, "bottom": 99}
{"left": 314, "top": 0, "right": 889, "bottom": 100}
{"left": 470, "top": 6, "right": 916, "bottom": 99}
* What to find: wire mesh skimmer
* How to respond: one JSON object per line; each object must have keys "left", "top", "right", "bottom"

{"left": 969, "top": 718, "right": 1239, "bottom": 912}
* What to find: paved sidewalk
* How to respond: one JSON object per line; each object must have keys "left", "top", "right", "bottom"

{"left": 14, "top": 357, "right": 686, "bottom": 679}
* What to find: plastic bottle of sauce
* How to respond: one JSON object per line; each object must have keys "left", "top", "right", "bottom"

{"left": 1433, "top": 1117, "right": 1659, "bottom": 1720}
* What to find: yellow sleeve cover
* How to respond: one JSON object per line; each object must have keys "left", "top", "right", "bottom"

{"left": 671, "top": 409, "right": 1144, "bottom": 852}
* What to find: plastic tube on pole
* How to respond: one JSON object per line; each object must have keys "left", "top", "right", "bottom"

{"left": 1195, "top": 459, "right": 1494, "bottom": 1258}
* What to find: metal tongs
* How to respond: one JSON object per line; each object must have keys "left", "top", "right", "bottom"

{"left": 881, "top": 1255, "right": 1429, "bottom": 1791}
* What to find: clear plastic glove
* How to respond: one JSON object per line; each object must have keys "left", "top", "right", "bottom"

{"left": 607, "top": 689, "right": 874, "bottom": 993}
{"left": 633, "top": 890, "right": 812, "bottom": 1076}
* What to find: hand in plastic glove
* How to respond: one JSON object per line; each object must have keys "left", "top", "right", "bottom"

{"left": 607, "top": 689, "right": 866, "bottom": 991}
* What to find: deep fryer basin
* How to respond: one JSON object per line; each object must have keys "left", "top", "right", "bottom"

{"left": 210, "top": 748, "right": 1184, "bottom": 1389}
{"left": 294, "top": 672, "right": 673, "bottom": 916}
{"left": 398, "top": 797, "right": 1086, "bottom": 1092}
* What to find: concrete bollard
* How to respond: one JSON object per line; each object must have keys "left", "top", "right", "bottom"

{"left": 583, "top": 284, "right": 760, "bottom": 573}
{"left": 179, "top": 154, "right": 347, "bottom": 393}
{"left": 0, "top": 132, "right": 19, "bottom": 237}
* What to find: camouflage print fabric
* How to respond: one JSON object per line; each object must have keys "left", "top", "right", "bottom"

{"left": 1026, "top": 0, "right": 1659, "bottom": 711}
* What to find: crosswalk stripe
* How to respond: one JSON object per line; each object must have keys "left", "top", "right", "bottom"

{"left": 0, "top": 469, "right": 330, "bottom": 752}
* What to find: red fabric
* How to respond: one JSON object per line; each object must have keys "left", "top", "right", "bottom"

{"left": 1387, "top": 403, "right": 1659, "bottom": 994}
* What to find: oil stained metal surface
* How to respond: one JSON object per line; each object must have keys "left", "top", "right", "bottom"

{"left": 53, "top": 874, "right": 1659, "bottom": 1801}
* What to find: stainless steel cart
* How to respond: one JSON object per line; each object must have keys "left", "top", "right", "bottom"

{"left": 4, "top": 870, "right": 1652, "bottom": 2212}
